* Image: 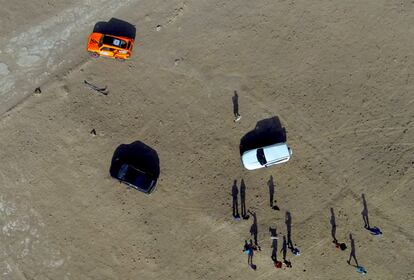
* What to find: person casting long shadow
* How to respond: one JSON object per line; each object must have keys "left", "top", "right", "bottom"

{"left": 347, "top": 233, "right": 359, "bottom": 267}
{"left": 269, "top": 227, "right": 282, "bottom": 268}
{"left": 271, "top": 234, "right": 278, "bottom": 262}
{"left": 361, "top": 194, "right": 370, "bottom": 229}
{"left": 232, "top": 90, "right": 241, "bottom": 122}
{"left": 330, "top": 208, "right": 337, "bottom": 243}
{"left": 268, "top": 176, "right": 274, "bottom": 208}
{"left": 281, "top": 235, "right": 287, "bottom": 260}
{"left": 281, "top": 235, "right": 292, "bottom": 267}
{"left": 330, "top": 208, "right": 347, "bottom": 250}
{"left": 240, "top": 179, "right": 249, "bottom": 220}
{"left": 361, "top": 194, "right": 382, "bottom": 236}
{"left": 248, "top": 240, "right": 257, "bottom": 270}
{"left": 285, "top": 211, "right": 300, "bottom": 255}
{"left": 285, "top": 211, "right": 293, "bottom": 249}
{"left": 231, "top": 180, "right": 240, "bottom": 220}
{"left": 242, "top": 240, "right": 256, "bottom": 269}
{"left": 248, "top": 210, "right": 261, "bottom": 250}
{"left": 267, "top": 176, "right": 279, "bottom": 210}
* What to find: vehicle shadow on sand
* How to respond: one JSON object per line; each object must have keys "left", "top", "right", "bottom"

{"left": 239, "top": 116, "right": 287, "bottom": 155}
{"left": 110, "top": 141, "right": 160, "bottom": 179}
{"left": 93, "top": 18, "right": 136, "bottom": 39}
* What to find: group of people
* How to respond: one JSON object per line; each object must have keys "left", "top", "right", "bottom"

{"left": 232, "top": 178, "right": 300, "bottom": 271}
{"left": 230, "top": 93, "right": 380, "bottom": 275}
{"left": 330, "top": 194, "right": 383, "bottom": 275}
{"left": 233, "top": 180, "right": 382, "bottom": 275}
{"left": 240, "top": 213, "right": 300, "bottom": 271}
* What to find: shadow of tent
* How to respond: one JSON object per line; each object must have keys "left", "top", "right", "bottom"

{"left": 239, "top": 116, "right": 287, "bottom": 155}
{"left": 110, "top": 141, "right": 160, "bottom": 179}
{"left": 93, "top": 18, "right": 136, "bottom": 39}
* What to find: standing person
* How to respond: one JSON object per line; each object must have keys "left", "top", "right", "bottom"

{"left": 330, "top": 208, "right": 338, "bottom": 244}
{"left": 347, "top": 234, "right": 367, "bottom": 274}
{"left": 281, "top": 236, "right": 292, "bottom": 267}
{"left": 270, "top": 227, "right": 282, "bottom": 268}
{"left": 232, "top": 90, "right": 241, "bottom": 122}
{"left": 269, "top": 227, "right": 278, "bottom": 262}
{"left": 361, "top": 194, "right": 382, "bottom": 235}
{"left": 347, "top": 233, "right": 359, "bottom": 267}
{"left": 231, "top": 180, "right": 240, "bottom": 220}
{"left": 330, "top": 208, "right": 347, "bottom": 250}
{"left": 240, "top": 179, "right": 249, "bottom": 220}
{"left": 281, "top": 235, "right": 287, "bottom": 261}
{"left": 248, "top": 240, "right": 257, "bottom": 270}
{"left": 248, "top": 210, "right": 261, "bottom": 250}
{"left": 285, "top": 211, "right": 294, "bottom": 249}
{"left": 268, "top": 176, "right": 275, "bottom": 209}
{"left": 285, "top": 211, "right": 300, "bottom": 255}
{"left": 361, "top": 194, "right": 370, "bottom": 229}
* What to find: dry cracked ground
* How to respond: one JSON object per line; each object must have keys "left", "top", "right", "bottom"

{"left": 0, "top": 0, "right": 413, "bottom": 279}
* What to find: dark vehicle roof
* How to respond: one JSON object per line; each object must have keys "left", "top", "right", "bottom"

{"left": 109, "top": 142, "right": 160, "bottom": 194}
{"left": 115, "top": 163, "right": 155, "bottom": 193}
{"left": 110, "top": 160, "right": 156, "bottom": 193}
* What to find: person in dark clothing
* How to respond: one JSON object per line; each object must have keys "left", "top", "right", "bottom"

{"left": 248, "top": 210, "right": 261, "bottom": 250}
{"left": 232, "top": 90, "right": 241, "bottom": 122}
{"left": 347, "top": 233, "right": 359, "bottom": 267}
{"left": 285, "top": 211, "right": 300, "bottom": 255}
{"left": 270, "top": 227, "right": 278, "bottom": 262}
{"left": 281, "top": 236, "right": 287, "bottom": 260}
{"left": 269, "top": 227, "right": 282, "bottom": 268}
{"left": 231, "top": 180, "right": 240, "bottom": 220}
{"left": 240, "top": 179, "right": 249, "bottom": 220}
{"left": 361, "top": 194, "right": 370, "bottom": 229}
{"left": 330, "top": 208, "right": 338, "bottom": 243}
{"left": 281, "top": 235, "right": 292, "bottom": 267}
{"left": 268, "top": 176, "right": 275, "bottom": 208}
{"left": 285, "top": 211, "right": 294, "bottom": 249}
{"left": 247, "top": 240, "right": 256, "bottom": 270}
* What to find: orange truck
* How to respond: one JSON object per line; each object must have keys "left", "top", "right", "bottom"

{"left": 87, "top": 32, "right": 134, "bottom": 60}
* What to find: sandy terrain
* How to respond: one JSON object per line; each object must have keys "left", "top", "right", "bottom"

{"left": 0, "top": 0, "right": 413, "bottom": 279}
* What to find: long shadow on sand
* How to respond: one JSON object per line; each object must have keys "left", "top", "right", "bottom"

{"left": 239, "top": 116, "right": 287, "bottom": 155}
{"left": 93, "top": 18, "right": 136, "bottom": 39}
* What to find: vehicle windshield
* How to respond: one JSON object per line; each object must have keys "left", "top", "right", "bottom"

{"left": 118, "top": 164, "right": 153, "bottom": 191}
{"left": 101, "top": 35, "right": 127, "bottom": 49}
{"left": 256, "top": 148, "right": 267, "bottom": 165}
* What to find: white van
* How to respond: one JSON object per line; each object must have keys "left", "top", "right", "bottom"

{"left": 241, "top": 143, "right": 292, "bottom": 170}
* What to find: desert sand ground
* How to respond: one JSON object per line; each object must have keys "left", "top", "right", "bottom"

{"left": 0, "top": 0, "right": 413, "bottom": 279}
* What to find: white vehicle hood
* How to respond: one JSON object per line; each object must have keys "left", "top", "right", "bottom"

{"left": 241, "top": 149, "right": 263, "bottom": 170}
